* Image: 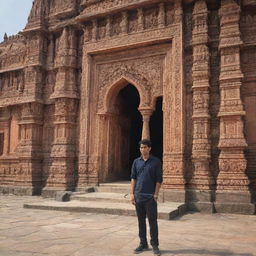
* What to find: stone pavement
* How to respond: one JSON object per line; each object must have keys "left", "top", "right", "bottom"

{"left": 0, "top": 195, "right": 256, "bottom": 256}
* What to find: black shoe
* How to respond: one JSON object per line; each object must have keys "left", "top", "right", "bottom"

{"left": 134, "top": 244, "right": 149, "bottom": 254}
{"left": 152, "top": 246, "right": 161, "bottom": 256}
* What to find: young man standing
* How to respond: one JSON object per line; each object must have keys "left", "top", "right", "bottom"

{"left": 130, "top": 139, "right": 163, "bottom": 256}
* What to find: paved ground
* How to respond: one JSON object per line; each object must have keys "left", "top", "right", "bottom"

{"left": 0, "top": 195, "right": 256, "bottom": 256}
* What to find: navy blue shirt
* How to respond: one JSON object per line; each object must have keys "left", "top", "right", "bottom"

{"left": 130, "top": 155, "right": 163, "bottom": 203}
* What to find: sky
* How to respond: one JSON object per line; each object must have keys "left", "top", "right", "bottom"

{"left": 0, "top": 0, "right": 34, "bottom": 42}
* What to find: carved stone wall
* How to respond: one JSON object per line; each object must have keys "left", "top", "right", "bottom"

{"left": 240, "top": 4, "right": 256, "bottom": 191}
{"left": 0, "top": 0, "right": 256, "bottom": 205}
{"left": 217, "top": 0, "right": 249, "bottom": 194}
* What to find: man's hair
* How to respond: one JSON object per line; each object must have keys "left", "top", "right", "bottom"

{"left": 139, "top": 139, "right": 152, "bottom": 147}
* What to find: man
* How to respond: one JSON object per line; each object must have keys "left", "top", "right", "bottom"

{"left": 130, "top": 139, "right": 163, "bottom": 256}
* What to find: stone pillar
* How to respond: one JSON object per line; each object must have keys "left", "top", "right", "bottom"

{"left": 17, "top": 103, "right": 43, "bottom": 194}
{"left": 191, "top": 0, "right": 214, "bottom": 190}
{"left": 77, "top": 51, "right": 92, "bottom": 189}
{"left": 0, "top": 108, "right": 11, "bottom": 156}
{"left": 46, "top": 26, "right": 79, "bottom": 193}
{"left": 121, "top": 11, "right": 128, "bottom": 34}
{"left": 163, "top": 0, "right": 186, "bottom": 196}
{"left": 92, "top": 19, "right": 97, "bottom": 41}
{"left": 45, "top": 98, "right": 78, "bottom": 190}
{"left": 216, "top": 0, "right": 252, "bottom": 213}
{"left": 139, "top": 108, "right": 153, "bottom": 140}
{"left": 106, "top": 16, "right": 111, "bottom": 38}
{"left": 138, "top": 8, "right": 144, "bottom": 31}
{"left": 46, "top": 34, "right": 54, "bottom": 67}
{"left": 158, "top": 3, "right": 165, "bottom": 28}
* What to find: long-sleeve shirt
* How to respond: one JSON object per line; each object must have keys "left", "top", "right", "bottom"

{"left": 130, "top": 155, "right": 163, "bottom": 203}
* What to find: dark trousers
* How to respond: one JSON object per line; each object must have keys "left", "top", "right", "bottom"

{"left": 135, "top": 197, "right": 159, "bottom": 247}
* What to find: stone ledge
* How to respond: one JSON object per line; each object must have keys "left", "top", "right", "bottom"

{"left": 214, "top": 202, "right": 256, "bottom": 215}
{"left": 0, "top": 185, "right": 40, "bottom": 196}
{"left": 23, "top": 200, "right": 186, "bottom": 220}
{"left": 187, "top": 202, "right": 214, "bottom": 214}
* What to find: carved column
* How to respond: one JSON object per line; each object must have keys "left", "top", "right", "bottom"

{"left": 46, "top": 34, "right": 55, "bottom": 67}
{"left": 106, "top": 16, "right": 111, "bottom": 38}
{"left": 46, "top": 98, "right": 78, "bottom": 190}
{"left": 0, "top": 108, "right": 11, "bottom": 156}
{"left": 139, "top": 108, "right": 153, "bottom": 140}
{"left": 217, "top": 1, "right": 250, "bottom": 199}
{"left": 191, "top": 0, "right": 214, "bottom": 190}
{"left": 77, "top": 51, "right": 93, "bottom": 188}
{"left": 52, "top": 27, "right": 78, "bottom": 99}
{"left": 158, "top": 3, "right": 165, "bottom": 28}
{"left": 138, "top": 8, "right": 144, "bottom": 31}
{"left": 23, "top": 30, "right": 46, "bottom": 101}
{"left": 92, "top": 19, "right": 97, "bottom": 41}
{"left": 17, "top": 103, "right": 43, "bottom": 194}
{"left": 46, "top": 26, "right": 79, "bottom": 191}
{"left": 163, "top": 0, "right": 186, "bottom": 192}
{"left": 121, "top": 11, "right": 128, "bottom": 34}
{"left": 18, "top": 11, "right": 47, "bottom": 193}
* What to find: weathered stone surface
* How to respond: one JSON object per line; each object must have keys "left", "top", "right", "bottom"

{"left": 1, "top": 0, "right": 256, "bottom": 214}
{"left": 2, "top": 195, "right": 256, "bottom": 256}
{"left": 187, "top": 202, "right": 214, "bottom": 214}
{"left": 214, "top": 202, "right": 255, "bottom": 215}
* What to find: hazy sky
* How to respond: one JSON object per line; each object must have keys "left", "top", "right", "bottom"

{"left": 0, "top": 0, "right": 34, "bottom": 41}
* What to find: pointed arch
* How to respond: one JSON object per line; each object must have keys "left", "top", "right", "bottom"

{"left": 102, "top": 75, "right": 146, "bottom": 114}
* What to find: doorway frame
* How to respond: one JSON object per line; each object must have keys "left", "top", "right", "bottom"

{"left": 77, "top": 21, "right": 186, "bottom": 188}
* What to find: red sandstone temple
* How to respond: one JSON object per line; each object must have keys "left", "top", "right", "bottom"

{"left": 0, "top": 0, "right": 256, "bottom": 213}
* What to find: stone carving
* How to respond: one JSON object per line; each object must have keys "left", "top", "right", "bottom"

{"left": 165, "top": 2, "right": 175, "bottom": 26}
{"left": 190, "top": 0, "right": 214, "bottom": 190}
{"left": 0, "top": 0, "right": 255, "bottom": 204}
{"left": 217, "top": 0, "right": 250, "bottom": 193}
{"left": 144, "top": 6, "right": 159, "bottom": 30}
{"left": 0, "top": 40, "right": 26, "bottom": 70}
{"left": 96, "top": 55, "right": 163, "bottom": 111}
{"left": 0, "top": 71, "right": 24, "bottom": 94}
{"left": 128, "top": 10, "right": 138, "bottom": 33}
{"left": 82, "top": 0, "right": 144, "bottom": 14}
{"left": 49, "top": 0, "right": 77, "bottom": 19}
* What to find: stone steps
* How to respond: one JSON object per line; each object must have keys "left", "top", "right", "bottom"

{"left": 96, "top": 182, "right": 131, "bottom": 194}
{"left": 23, "top": 182, "right": 187, "bottom": 219}
{"left": 23, "top": 198, "right": 187, "bottom": 220}
{"left": 71, "top": 192, "right": 130, "bottom": 204}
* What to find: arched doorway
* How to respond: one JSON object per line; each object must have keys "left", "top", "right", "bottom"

{"left": 118, "top": 84, "right": 142, "bottom": 179}
{"left": 100, "top": 83, "right": 142, "bottom": 182}
{"left": 98, "top": 82, "right": 163, "bottom": 182}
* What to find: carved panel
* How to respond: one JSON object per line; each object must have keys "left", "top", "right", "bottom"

{"left": 0, "top": 40, "right": 26, "bottom": 70}
{"left": 111, "top": 13, "right": 122, "bottom": 36}
{"left": 144, "top": 6, "right": 159, "bottom": 30}
{"left": 240, "top": 12, "right": 256, "bottom": 45}
{"left": 49, "top": 0, "right": 77, "bottom": 18}
{"left": 98, "top": 18, "right": 107, "bottom": 40}
{"left": 241, "top": 47, "right": 256, "bottom": 78}
{"left": 81, "top": 0, "right": 147, "bottom": 15}
{"left": 96, "top": 55, "right": 164, "bottom": 111}
{"left": 165, "top": 2, "right": 175, "bottom": 26}
{"left": 0, "top": 70, "right": 24, "bottom": 95}
{"left": 128, "top": 10, "right": 138, "bottom": 33}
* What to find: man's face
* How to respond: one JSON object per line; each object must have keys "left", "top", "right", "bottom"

{"left": 140, "top": 144, "right": 151, "bottom": 156}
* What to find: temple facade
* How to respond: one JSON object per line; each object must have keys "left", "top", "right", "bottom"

{"left": 0, "top": 0, "right": 256, "bottom": 213}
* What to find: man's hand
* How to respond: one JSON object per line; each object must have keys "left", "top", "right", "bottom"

{"left": 131, "top": 194, "right": 135, "bottom": 205}
{"left": 153, "top": 194, "right": 158, "bottom": 201}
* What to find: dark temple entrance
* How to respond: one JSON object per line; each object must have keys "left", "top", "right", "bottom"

{"left": 106, "top": 86, "right": 163, "bottom": 182}
{"left": 150, "top": 97, "right": 163, "bottom": 160}
{"left": 111, "top": 83, "right": 142, "bottom": 180}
